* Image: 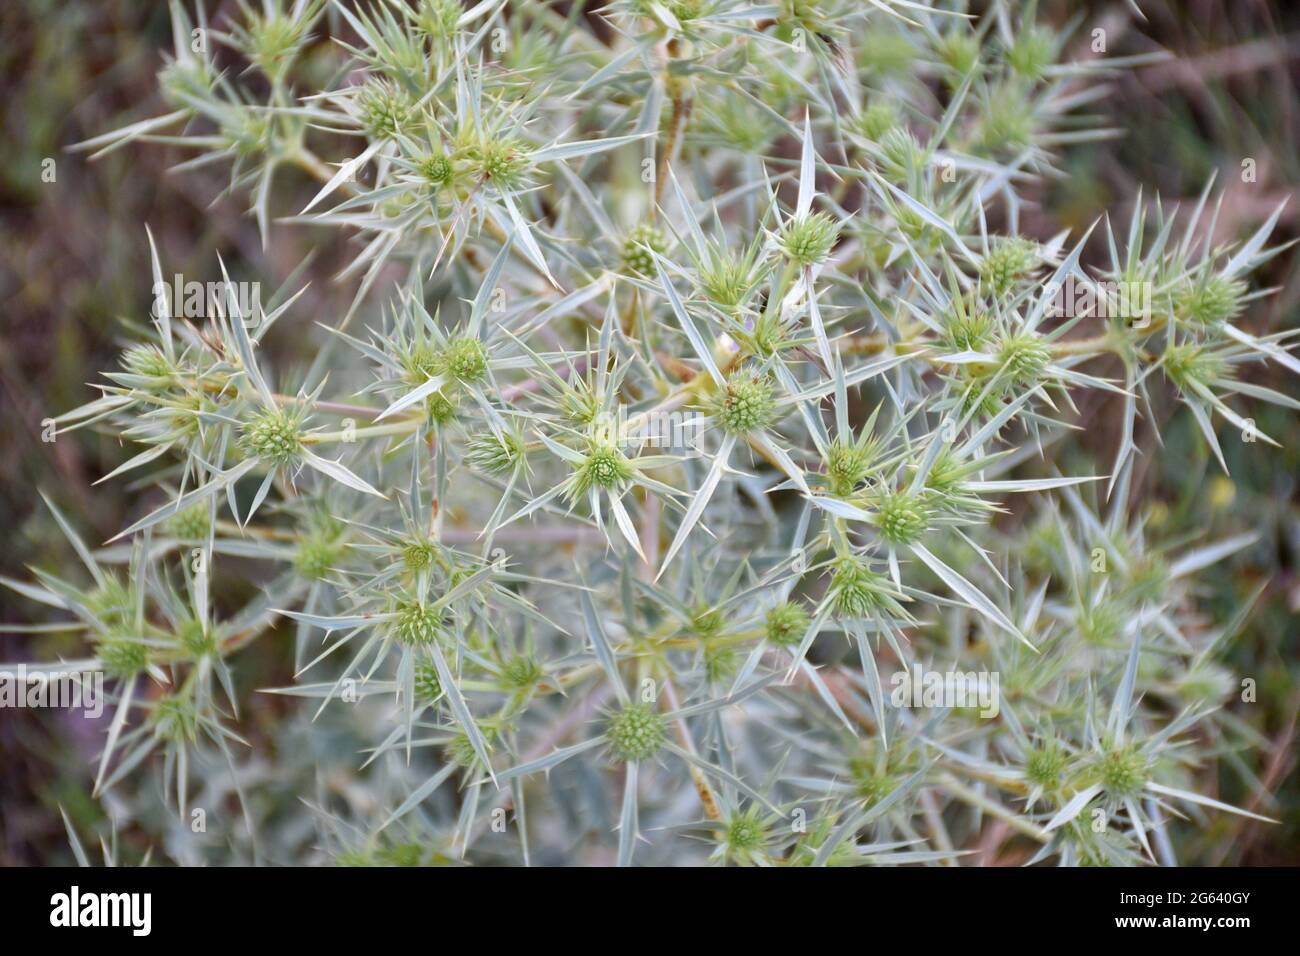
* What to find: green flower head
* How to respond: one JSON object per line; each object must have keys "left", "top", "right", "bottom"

{"left": 152, "top": 696, "right": 199, "bottom": 743}
{"left": 418, "top": 152, "right": 455, "bottom": 189}
{"left": 97, "top": 633, "right": 149, "bottom": 678}
{"left": 712, "top": 371, "right": 776, "bottom": 435}
{"left": 394, "top": 602, "right": 445, "bottom": 646}
{"left": 1163, "top": 343, "right": 1224, "bottom": 394}
{"left": 241, "top": 408, "right": 304, "bottom": 466}
{"left": 621, "top": 224, "right": 667, "bottom": 276}
{"left": 606, "top": 702, "right": 666, "bottom": 763}
{"left": 442, "top": 336, "right": 488, "bottom": 384}
{"left": 830, "top": 556, "right": 891, "bottom": 618}
{"left": 1174, "top": 274, "right": 1246, "bottom": 328}
{"left": 779, "top": 211, "right": 840, "bottom": 267}
{"left": 121, "top": 343, "right": 173, "bottom": 380}
{"left": 1024, "top": 743, "right": 1068, "bottom": 790}
{"left": 825, "top": 440, "right": 875, "bottom": 496}
{"left": 765, "top": 601, "right": 810, "bottom": 647}
{"left": 574, "top": 442, "right": 634, "bottom": 496}
{"left": 1097, "top": 745, "right": 1149, "bottom": 799}
{"left": 357, "top": 78, "right": 414, "bottom": 138}
{"left": 981, "top": 237, "right": 1040, "bottom": 295}
{"left": 503, "top": 654, "right": 543, "bottom": 689}
{"left": 167, "top": 504, "right": 211, "bottom": 541}
{"left": 414, "top": 661, "right": 443, "bottom": 703}
{"left": 998, "top": 332, "right": 1052, "bottom": 386}
{"left": 465, "top": 429, "right": 525, "bottom": 476}
{"left": 875, "top": 491, "right": 928, "bottom": 545}
{"left": 856, "top": 101, "right": 897, "bottom": 141}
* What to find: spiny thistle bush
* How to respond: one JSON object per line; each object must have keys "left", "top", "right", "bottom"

{"left": 9, "top": 0, "right": 1297, "bottom": 866}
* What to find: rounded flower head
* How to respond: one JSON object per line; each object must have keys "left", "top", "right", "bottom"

{"left": 465, "top": 429, "right": 525, "bottom": 476}
{"left": 468, "top": 136, "right": 530, "bottom": 188}
{"left": 394, "top": 602, "right": 445, "bottom": 646}
{"left": 698, "top": 249, "right": 759, "bottom": 310}
{"left": 1176, "top": 662, "right": 1234, "bottom": 706}
{"left": 121, "top": 343, "right": 173, "bottom": 380}
{"left": 831, "top": 556, "right": 890, "bottom": 618}
{"left": 574, "top": 443, "right": 634, "bottom": 496}
{"left": 825, "top": 440, "right": 874, "bottom": 496}
{"left": 242, "top": 11, "right": 312, "bottom": 78}
{"left": 177, "top": 617, "right": 216, "bottom": 658}
{"left": 241, "top": 408, "right": 304, "bottom": 466}
{"left": 998, "top": 332, "right": 1052, "bottom": 387}
{"left": 977, "top": 86, "right": 1035, "bottom": 155}
{"left": 402, "top": 539, "right": 437, "bottom": 573}
{"left": 779, "top": 211, "right": 839, "bottom": 267}
{"left": 97, "top": 633, "right": 149, "bottom": 678}
{"left": 418, "top": 0, "right": 461, "bottom": 40}
{"left": 1007, "top": 27, "right": 1055, "bottom": 80}
{"left": 1163, "top": 343, "right": 1224, "bottom": 395}
{"left": 856, "top": 101, "right": 897, "bottom": 141}
{"left": 722, "top": 807, "right": 771, "bottom": 862}
{"left": 1097, "top": 745, "right": 1149, "bottom": 799}
{"left": 712, "top": 371, "right": 776, "bottom": 435}
{"left": 981, "top": 237, "right": 1040, "bottom": 295}
{"left": 1079, "top": 600, "right": 1124, "bottom": 645}
{"left": 445, "top": 728, "right": 495, "bottom": 768}
{"left": 690, "top": 605, "right": 725, "bottom": 639}
{"left": 637, "top": 0, "right": 705, "bottom": 22}
{"left": 704, "top": 641, "right": 738, "bottom": 682}
{"left": 503, "top": 654, "right": 542, "bottom": 689}
{"left": 357, "top": 78, "right": 414, "bottom": 138}
{"left": 443, "top": 336, "right": 488, "bottom": 384}
{"left": 426, "top": 391, "right": 458, "bottom": 426}
{"left": 765, "top": 601, "right": 810, "bottom": 647}
{"left": 87, "top": 577, "right": 133, "bottom": 626}
{"left": 621, "top": 224, "right": 667, "bottom": 276}
{"left": 418, "top": 152, "right": 454, "bottom": 189}
{"left": 935, "top": 30, "right": 979, "bottom": 78}
{"left": 167, "top": 504, "right": 211, "bottom": 541}
{"left": 854, "top": 770, "right": 897, "bottom": 807}
{"left": 606, "top": 702, "right": 666, "bottom": 763}
{"left": 295, "top": 533, "right": 342, "bottom": 581}
{"left": 943, "top": 304, "right": 992, "bottom": 352}
{"left": 878, "top": 127, "right": 922, "bottom": 183}
{"left": 1174, "top": 274, "right": 1245, "bottom": 328}
{"left": 1024, "top": 743, "right": 1067, "bottom": 790}
{"left": 152, "top": 696, "right": 199, "bottom": 743}
{"left": 859, "top": 30, "right": 916, "bottom": 77}
{"left": 414, "top": 661, "right": 443, "bottom": 703}
{"left": 875, "top": 491, "right": 928, "bottom": 545}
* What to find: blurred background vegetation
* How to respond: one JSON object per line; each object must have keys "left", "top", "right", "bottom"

{"left": 1, "top": 0, "right": 1296, "bottom": 864}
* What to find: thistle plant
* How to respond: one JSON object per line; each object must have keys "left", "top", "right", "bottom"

{"left": 10, "top": 0, "right": 1297, "bottom": 868}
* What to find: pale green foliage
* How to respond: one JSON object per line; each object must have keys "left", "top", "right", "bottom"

{"left": 14, "top": 0, "right": 1293, "bottom": 868}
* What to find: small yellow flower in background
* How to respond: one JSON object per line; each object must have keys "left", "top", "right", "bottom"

{"left": 1208, "top": 476, "right": 1236, "bottom": 510}
{"left": 1147, "top": 501, "right": 1169, "bottom": 527}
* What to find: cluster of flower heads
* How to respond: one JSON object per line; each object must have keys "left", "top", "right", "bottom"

{"left": 10, "top": 0, "right": 1294, "bottom": 865}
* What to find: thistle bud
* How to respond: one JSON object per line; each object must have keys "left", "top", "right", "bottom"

{"left": 241, "top": 408, "right": 304, "bottom": 466}
{"left": 606, "top": 702, "right": 666, "bottom": 763}
{"left": 778, "top": 212, "right": 839, "bottom": 267}
{"left": 621, "top": 223, "right": 667, "bottom": 276}
{"left": 765, "top": 601, "right": 811, "bottom": 647}
{"left": 394, "top": 602, "right": 445, "bottom": 646}
{"left": 712, "top": 371, "right": 776, "bottom": 435}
